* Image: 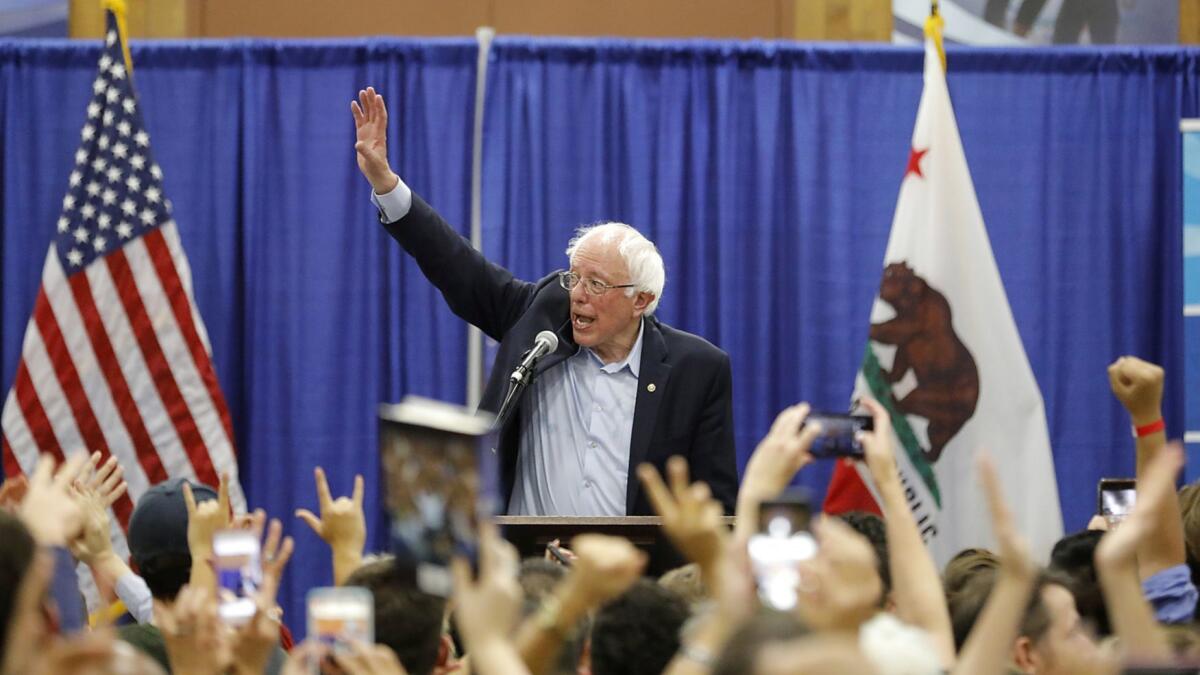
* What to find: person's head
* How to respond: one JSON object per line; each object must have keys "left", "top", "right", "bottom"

{"left": 344, "top": 558, "right": 449, "bottom": 675}
{"left": 948, "top": 566, "right": 996, "bottom": 651}
{"left": 658, "top": 563, "right": 708, "bottom": 610}
{"left": 1177, "top": 482, "right": 1200, "bottom": 598}
{"left": 563, "top": 223, "right": 664, "bottom": 359}
{"left": 711, "top": 610, "right": 810, "bottom": 675}
{"left": 942, "top": 547, "right": 998, "bottom": 597}
{"left": 0, "top": 511, "right": 39, "bottom": 659}
{"left": 127, "top": 478, "right": 217, "bottom": 602}
{"left": 837, "top": 512, "right": 891, "bottom": 606}
{"left": 518, "top": 558, "right": 567, "bottom": 602}
{"left": 1011, "top": 572, "right": 1102, "bottom": 675}
{"left": 1048, "top": 529, "right": 1108, "bottom": 636}
{"left": 33, "top": 633, "right": 166, "bottom": 675}
{"left": 752, "top": 635, "right": 877, "bottom": 675}
{"left": 589, "top": 579, "right": 688, "bottom": 675}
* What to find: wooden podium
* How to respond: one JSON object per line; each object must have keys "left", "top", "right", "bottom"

{"left": 495, "top": 515, "right": 736, "bottom": 575}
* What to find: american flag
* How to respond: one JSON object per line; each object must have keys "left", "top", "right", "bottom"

{"left": 0, "top": 10, "right": 244, "bottom": 538}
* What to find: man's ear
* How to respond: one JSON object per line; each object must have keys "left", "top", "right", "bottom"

{"left": 632, "top": 291, "right": 654, "bottom": 314}
{"left": 1012, "top": 635, "right": 1038, "bottom": 673}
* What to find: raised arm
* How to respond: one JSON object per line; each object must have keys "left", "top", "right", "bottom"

{"left": 295, "top": 467, "right": 366, "bottom": 585}
{"left": 352, "top": 86, "right": 400, "bottom": 195}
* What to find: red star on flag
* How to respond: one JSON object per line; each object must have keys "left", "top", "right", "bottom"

{"left": 905, "top": 146, "right": 929, "bottom": 179}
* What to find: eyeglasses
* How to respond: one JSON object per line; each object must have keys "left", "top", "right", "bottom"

{"left": 558, "top": 271, "right": 636, "bottom": 296}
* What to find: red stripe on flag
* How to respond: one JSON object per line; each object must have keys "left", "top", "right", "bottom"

{"left": 68, "top": 272, "right": 169, "bottom": 487}
{"left": 105, "top": 250, "right": 218, "bottom": 488}
{"left": 31, "top": 288, "right": 136, "bottom": 526}
{"left": 2, "top": 432, "right": 20, "bottom": 478}
{"left": 13, "top": 359, "right": 64, "bottom": 461}
{"left": 823, "top": 461, "right": 883, "bottom": 517}
{"left": 143, "top": 229, "right": 236, "bottom": 450}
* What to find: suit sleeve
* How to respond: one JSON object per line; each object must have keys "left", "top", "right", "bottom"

{"left": 689, "top": 351, "right": 739, "bottom": 514}
{"left": 381, "top": 192, "right": 535, "bottom": 341}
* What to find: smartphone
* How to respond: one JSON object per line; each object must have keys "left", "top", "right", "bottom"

{"left": 546, "top": 542, "right": 572, "bottom": 566}
{"left": 307, "top": 586, "right": 374, "bottom": 654}
{"left": 804, "top": 412, "right": 873, "bottom": 459}
{"left": 1098, "top": 478, "right": 1136, "bottom": 525}
{"left": 212, "top": 529, "right": 262, "bottom": 626}
{"left": 747, "top": 492, "right": 818, "bottom": 611}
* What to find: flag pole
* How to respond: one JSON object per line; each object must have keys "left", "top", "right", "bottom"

{"left": 925, "top": 0, "right": 947, "bottom": 73}
{"left": 100, "top": 0, "right": 133, "bottom": 75}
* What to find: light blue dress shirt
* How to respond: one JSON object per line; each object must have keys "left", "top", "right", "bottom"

{"left": 508, "top": 320, "right": 644, "bottom": 516}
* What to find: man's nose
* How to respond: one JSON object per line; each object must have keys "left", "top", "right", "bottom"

{"left": 570, "top": 282, "right": 588, "bottom": 304}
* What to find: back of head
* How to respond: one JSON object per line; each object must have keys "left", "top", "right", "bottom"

{"left": 591, "top": 579, "right": 688, "bottom": 675}
{"left": 942, "top": 547, "right": 998, "bottom": 597}
{"left": 948, "top": 566, "right": 997, "bottom": 650}
{"left": 1178, "top": 483, "right": 1200, "bottom": 598}
{"left": 0, "top": 511, "right": 36, "bottom": 658}
{"left": 838, "top": 512, "right": 891, "bottom": 601}
{"left": 345, "top": 557, "right": 446, "bottom": 675}
{"left": 712, "top": 610, "right": 809, "bottom": 675}
{"left": 519, "top": 558, "right": 567, "bottom": 603}
{"left": 1049, "top": 529, "right": 1109, "bottom": 635}
{"left": 127, "top": 478, "right": 217, "bottom": 601}
{"left": 658, "top": 563, "right": 708, "bottom": 610}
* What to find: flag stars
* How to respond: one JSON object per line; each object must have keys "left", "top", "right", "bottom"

{"left": 80, "top": 203, "right": 96, "bottom": 220}
{"left": 112, "top": 142, "right": 128, "bottom": 158}
{"left": 130, "top": 155, "right": 146, "bottom": 170}
{"left": 74, "top": 226, "right": 89, "bottom": 243}
{"left": 122, "top": 98, "right": 135, "bottom": 115}
{"left": 105, "top": 87, "right": 120, "bottom": 103}
{"left": 144, "top": 186, "right": 161, "bottom": 203}
{"left": 117, "top": 120, "right": 131, "bottom": 136}
{"left": 139, "top": 208, "right": 156, "bottom": 226}
{"left": 105, "top": 30, "right": 116, "bottom": 46}
{"left": 134, "top": 131, "right": 149, "bottom": 147}
{"left": 91, "top": 157, "right": 107, "bottom": 173}
{"left": 93, "top": 78, "right": 106, "bottom": 94}
{"left": 121, "top": 199, "right": 136, "bottom": 216}
{"left": 87, "top": 102, "right": 101, "bottom": 119}
{"left": 69, "top": 170, "right": 82, "bottom": 187}
{"left": 98, "top": 213, "right": 112, "bottom": 229}
{"left": 98, "top": 135, "right": 110, "bottom": 150}
{"left": 86, "top": 181, "right": 101, "bottom": 196}
{"left": 67, "top": 249, "right": 83, "bottom": 267}
{"left": 102, "top": 188, "right": 117, "bottom": 205}
{"left": 905, "top": 147, "right": 929, "bottom": 180}
{"left": 126, "top": 175, "right": 141, "bottom": 192}
{"left": 82, "top": 124, "right": 96, "bottom": 141}
{"left": 99, "top": 54, "right": 112, "bottom": 71}
{"left": 102, "top": 110, "right": 114, "bottom": 126}
{"left": 93, "top": 235, "right": 107, "bottom": 252}
{"left": 150, "top": 164, "right": 163, "bottom": 180}
{"left": 106, "top": 166, "right": 122, "bottom": 183}
{"left": 57, "top": 216, "right": 70, "bottom": 233}
{"left": 116, "top": 222, "right": 133, "bottom": 239}
{"left": 110, "top": 64, "right": 126, "bottom": 80}
{"left": 75, "top": 149, "right": 88, "bottom": 165}
{"left": 63, "top": 194, "right": 76, "bottom": 210}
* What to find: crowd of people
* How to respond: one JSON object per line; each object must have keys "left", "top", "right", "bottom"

{"left": 0, "top": 354, "right": 1197, "bottom": 674}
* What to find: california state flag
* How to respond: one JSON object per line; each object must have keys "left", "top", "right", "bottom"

{"left": 823, "top": 20, "right": 1063, "bottom": 562}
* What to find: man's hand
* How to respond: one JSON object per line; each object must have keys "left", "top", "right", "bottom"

{"left": 795, "top": 517, "right": 883, "bottom": 634}
{"left": 80, "top": 452, "right": 127, "bottom": 508}
{"left": 736, "top": 404, "right": 822, "bottom": 540}
{"left": 352, "top": 86, "right": 399, "bottom": 195}
{"left": 295, "top": 467, "right": 366, "bottom": 584}
{"left": 638, "top": 456, "right": 726, "bottom": 571}
{"left": 67, "top": 481, "right": 117, "bottom": 565}
{"left": 451, "top": 522, "right": 524, "bottom": 649}
{"left": 566, "top": 534, "right": 647, "bottom": 607}
{"left": 19, "top": 453, "right": 87, "bottom": 546}
{"left": 157, "top": 585, "right": 234, "bottom": 675}
{"left": 184, "top": 473, "right": 232, "bottom": 592}
{"left": 978, "top": 453, "right": 1035, "bottom": 582}
{"left": 1107, "top": 356, "right": 1165, "bottom": 425}
{"left": 231, "top": 517, "right": 295, "bottom": 675}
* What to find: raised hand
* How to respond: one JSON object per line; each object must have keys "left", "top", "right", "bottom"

{"left": 157, "top": 584, "right": 233, "bottom": 675}
{"left": 736, "top": 404, "right": 822, "bottom": 540}
{"left": 296, "top": 467, "right": 366, "bottom": 585}
{"left": 567, "top": 534, "right": 647, "bottom": 606}
{"left": 638, "top": 456, "right": 725, "bottom": 571}
{"left": 184, "top": 473, "right": 232, "bottom": 592}
{"left": 231, "top": 517, "right": 295, "bottom": 675}
{"left": 1107, "top": 356, "right": 1164, "bottom": 425}
{"left": 351, "top": 86, "right": 399, "bottom": 194}
{"left": 19, "top": 453, "right": 87, "bottom": 546}
{"left": 80, "top": 452, "right": 127, "bottom": 508}
{"left": 451, "top": 522, "right": 524, "bottom": 649}
{"left": 858, "top": 397, "right": 899, "bottom": 485}
{"left": 795, "top": 517, "right": 884, "bottom": 634}
{"left": 978, "top": 454, "right": 1034, "bottom": 581}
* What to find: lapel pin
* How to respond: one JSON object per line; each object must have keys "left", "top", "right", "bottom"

{"left": 647, "top": 383, "right": 656, "bottom": 393}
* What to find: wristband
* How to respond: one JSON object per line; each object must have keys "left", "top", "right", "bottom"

{"left": 1133, "top": 418, "right": 1165, "bottom": 438}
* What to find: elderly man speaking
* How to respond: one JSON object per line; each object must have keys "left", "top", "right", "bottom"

{"left": 353, "top": 87, "right": 738, "bottom": 517}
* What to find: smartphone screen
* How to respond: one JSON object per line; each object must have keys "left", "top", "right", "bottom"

{"left": 747, "top": 493, "right": 817, "bottom": 611}
{"left": 213, "top": 529, "right": 261, "bottom": 625}
{"left": 1097, "top": 478, "right": 1136, "bottom": 522}
{"left": 307, "top": 586, "right": 374, "bottom": 652}
{"left": 379, "top": 397, "right": 497, "bottom": 597}
{"left": 804, "top": 413, "right": 873, "bottom": 459}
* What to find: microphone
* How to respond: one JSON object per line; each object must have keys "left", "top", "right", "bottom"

{"left": 510, "top": 330, "right": 559, "bottom": 386}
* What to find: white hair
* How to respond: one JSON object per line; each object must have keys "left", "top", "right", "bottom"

{"left": 565, "top": 222, "right": 665, "bottom": 314}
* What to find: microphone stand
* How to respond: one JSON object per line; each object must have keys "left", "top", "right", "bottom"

{"left": 493, "top": 349, "right": 537, "bottom": 431}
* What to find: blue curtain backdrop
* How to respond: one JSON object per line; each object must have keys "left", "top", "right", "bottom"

{"left": 1, "top": 36, "right": 1197, "bottom": 635}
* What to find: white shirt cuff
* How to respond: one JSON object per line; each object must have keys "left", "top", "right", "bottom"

{"left": 115, "top": 571, "right": 155, "bottom": 624}
{"left": 370, "top": 177, "right": 413, "bottom": 222}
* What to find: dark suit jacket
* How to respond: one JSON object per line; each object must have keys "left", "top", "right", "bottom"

{"left": 381, "top": 193, "right": 738, "bottom": 515}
